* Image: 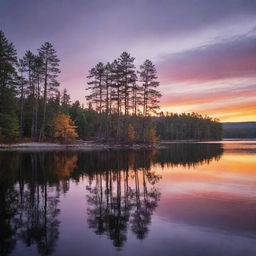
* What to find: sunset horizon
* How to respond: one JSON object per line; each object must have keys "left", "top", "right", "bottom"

{"left": 1, "top": 0, "right": 255, "bottom": 122}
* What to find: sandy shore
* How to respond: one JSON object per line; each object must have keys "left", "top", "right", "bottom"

{"left": 0, "top": 141, "right": 162, "bottom": 151}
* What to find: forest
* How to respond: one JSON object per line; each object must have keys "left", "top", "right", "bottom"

{"left": 223, "top": 122, "right": 256, "bottom": 138}
{"left": 0, "top": 30, "right": 222, "bottom": 143}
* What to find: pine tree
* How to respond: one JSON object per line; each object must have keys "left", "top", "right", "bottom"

{"left": 104, "top": 62, "right": 112, "bottom": 115}
{"left": 0, "top": 31, "right": 17, "bottom": 88}
{"left": 131, "top": 80, "right": 142, "bottom": 116}
{"left": 86, "top": 62, "right": 105, "bottom": 113}
{"left": 118, "top": 52, "right": 137, "bottom": 115}
{"left": 16, "top": 73, "right": 26, "bottom": 136}
{"left": 69, "top": 100, "right": 88, "bottom": 139}
{"left": 32, "top": 55, "right": 44, "bottom": 138}
{"left": 38, "top": 42, "right": 60, "bottom": 141}
{"left": 19, "top": 51, "right": 37, "bottom": 137}
{"left": 61, "top": 88, "right": 71, "bottom": 113}
{"left": 110, "top": 59, "right": 122, "bottom": 115}
{"left": 0, "top": 30, "right": 19, "bottom": 139}
{"left": 139, "top": 60, "right": 161, "bottom": 116}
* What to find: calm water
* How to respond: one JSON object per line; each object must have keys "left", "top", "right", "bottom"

{"left": 0, "top": 142, "right": 256, "bottom": 256}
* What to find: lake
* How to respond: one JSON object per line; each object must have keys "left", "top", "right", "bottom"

{"left": 0, "top": 141, "right": 255, "bottom": 256}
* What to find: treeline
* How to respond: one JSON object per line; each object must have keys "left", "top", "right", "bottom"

{"left": 0, "top": 30, "right": 161, "bottom": 143}
{"left": 0, "top": 30, "right": 61, "bottom": 141}
{"left": 85, "top": 52, "right": 161, "bottom": 143}
{"left": 157, "top": 113, "right": 223, "bottom": 140}
{"left": 0, "top": 29, "right": 222, "bottom": 143}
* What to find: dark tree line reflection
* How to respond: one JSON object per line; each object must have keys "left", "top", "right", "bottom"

{"left": 0, "top": 143, "right": 223, "bottom": 254}
{"left": 157, "top": 143, "right": 224, "bottom": 168}
{"left": 0, "top": 152, "right": 76, "bottom": 256}
{"left": 86, "top": 151, "right": 161, "bottom": 247}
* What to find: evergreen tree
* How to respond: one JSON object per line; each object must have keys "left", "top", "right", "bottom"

{"left": 0, "top": 30, "right": 19, "bottom": 139}
{"left": 69, "top": 100, "right": 88, "bottom": 139}
{"left": 118, "top": 52, "right": 137, "bottom": 115}
{"left": 0, "top": 31, "right": 17, "bottom": 88}
{"left": 156, "top": 112, "right": 222, "bottom": 140}
{"left": 86, "top": 62, "right": 105, "bottom": 113}
{"left": 139, "top": 60, "right": 161, "bottom": 116}
{"left": 16, "top": 74, "right": 27, "bottom": 136}
{"left": 110, "top": 59, "right": 122, "bottom": 115}
{"left": 19, "top": 51, "right": 37, "bottom": 137}
{"left": 38, "top": 42, "right": 60, "bottom": 140}
{"left": 61, "top": 88, "right": 71, "bottom": 113}
{"left": 131, "top": 80, "right": 142, "bottom": 116}
{"left": 103, "top": 62, "right": 112, "bottom": 115}
{"left": 32, "top": 55, "right": 44, "bottom": 138}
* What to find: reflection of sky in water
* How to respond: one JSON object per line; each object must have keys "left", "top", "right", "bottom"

{"left": 2, "top": 142, "right": 256, "bottom": 256}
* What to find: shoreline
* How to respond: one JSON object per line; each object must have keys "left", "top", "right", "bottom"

{"left": 0, "top": 141, "right": 163, "bottom": 151}
{"left": 0, "top": 139, "right": 255, "bottom": 151}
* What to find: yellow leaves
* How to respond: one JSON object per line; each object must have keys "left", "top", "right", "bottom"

{"left": 49, "top": 113, "right": 78, "bottom": 139}
{"left": 127, "top": 124, "right": 136, "bottom": 142}
{"left": 145, "top": 127, "right": 159, "bottom": 145}
{"left": 52, "top": 154, "right": 78, "bottom": 179}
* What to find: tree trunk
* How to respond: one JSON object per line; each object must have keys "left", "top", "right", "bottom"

{"left": 20, "top": 81, "right": 24, "bottom": 137}
{"left": 39, "top": 61, "right": 48, "bottom": 141}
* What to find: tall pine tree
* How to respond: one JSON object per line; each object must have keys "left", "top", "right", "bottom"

{"left": 86, "top": 62, "right": 105, "bottom": 113}
{"left": 38, "top": 42, "right": 60, "bottom": 140}
{"left": 0, "top": 30, "right": 19, "bottom": 139}
{"left": 118, "top": 52, "right": 137, "bottom": 115}
{"left": 139, "top": 59, "right": 161, "bottom": 116}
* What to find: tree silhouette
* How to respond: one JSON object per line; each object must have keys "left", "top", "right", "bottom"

{"left": 38, "top": 42, "right": 60, "bottom": 141}
{"left": 86, "top": 151, "right": 161, "bottom": 248}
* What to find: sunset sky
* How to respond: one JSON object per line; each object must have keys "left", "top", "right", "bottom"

{"left": 1, "top": 0, "right": 256, "bottom": 122}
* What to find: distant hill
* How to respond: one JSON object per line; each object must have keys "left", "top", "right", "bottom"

{"left": 222, "top": 122, "right": 256, "bottom": 138}
{"left": 223, "top": 122, "right": 256, "bottom": 129}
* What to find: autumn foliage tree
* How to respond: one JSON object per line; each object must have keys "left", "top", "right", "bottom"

{"left": 49, "top": 113, "right": 78, "bottom": 141}
{"left": 145, "top": 127, "right": 159, "bottom": 144}
{"left": 127, "top": 124, "right": 136, "bottom": 143}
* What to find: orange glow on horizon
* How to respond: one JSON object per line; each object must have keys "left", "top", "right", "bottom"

{"left": 160, "top": 96, "right": 256, "bottom": 122}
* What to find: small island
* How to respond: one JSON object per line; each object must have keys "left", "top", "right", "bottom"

{"left": 0, "top": 30, "right": 222, "bottom": 148}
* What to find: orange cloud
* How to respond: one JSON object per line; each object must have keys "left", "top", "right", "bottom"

{"left": 161, "top": 86, "right": 256, "bottom": 107}
{"left": 161, "top": 95, "right": 256, "bottom": 121}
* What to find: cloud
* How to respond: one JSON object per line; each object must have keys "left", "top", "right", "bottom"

{"left": 158, "top": 33, "right": 256, "bottom": 83}
{"left": 161, "top": 83, "right": 256, "bottom": 105}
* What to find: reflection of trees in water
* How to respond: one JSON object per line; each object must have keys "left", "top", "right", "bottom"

{"left": 86, "top": 151, "right": 161, "bottom": 248}
{"left": 0, "top": 185, "right": 19, "bottom": 256}
{"left": 0, "top": 143, "right": 223, "bottom": 254}
{"left": 0, "top": 151, "right": 78, "bottom": 256}
{"left": 72, "top": 143, "right": 223, "bottom": 248}
{"left": 72, "top": 144, "right": 223, "bottom": 178}
{"left": 157, "top": 143, "right": 224, "bottom": 168}
{"left": 0, "top": 152, "right": 21, "bottom": 256}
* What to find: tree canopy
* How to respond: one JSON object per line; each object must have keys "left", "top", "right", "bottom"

{"left": 49, "top": 113, "right": 78, "bottom": 140}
